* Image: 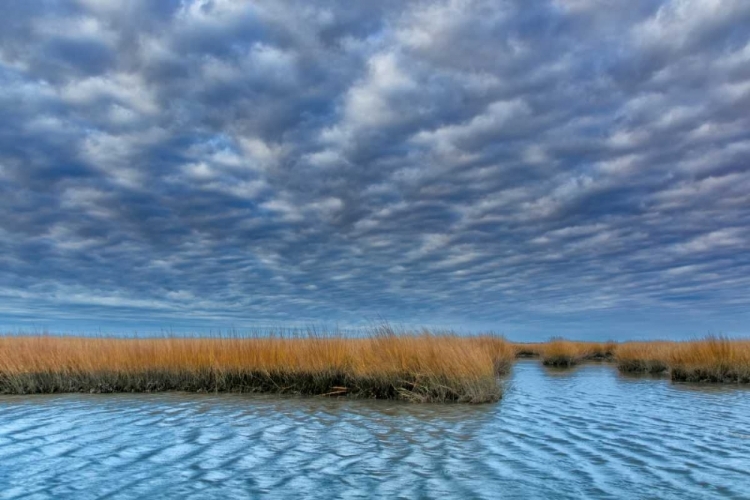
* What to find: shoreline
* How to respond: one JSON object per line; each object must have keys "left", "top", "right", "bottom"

{"left": 1, "top": 333, "right": 748, "bottom": 401}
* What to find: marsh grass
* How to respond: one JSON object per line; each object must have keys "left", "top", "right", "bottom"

{"left": 517, "top": 337, "right": 750, "bottom": 383}
{"left": 539, "top": 339, "right": 585, "bottom": 367}
{"left": 513, "top": 339, "right": 617, "bottom": 367}
{"left": 668, "top": 337, "right": 750, "bottom": 383}
{"left": 2, "top": 331, "right": 747, "bottom": 402}
{"left": 616, "top": 337, "right": 750, "bottom": 382}
{"left": 512, "top": 343, "right": 544, "bottom": 358}
{"left": 0, "top": 329, "right": 515, "bottom": 403}
{"left": 615, "top": 342, "right": 671, "bottom": 374}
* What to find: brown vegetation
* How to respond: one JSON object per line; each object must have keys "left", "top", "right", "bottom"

{"left": 1, "top": 332, "right": 747, "bottom": 403}
{"left": 513, "top": 339, "right": 617, "bottom": 366}
{"left": 0, "top": 330, "right": 515, "bottom": 403}
{"left": 614, "top": 342, "right": 670, "bottom": 374}
{"left": 616, "top": 337, "right": 750, "bottom": 382}
{"left": 659, "top": 337, "right": 749, "bottom": 383}
{"left": 514, "top": 337, "right": 750, "bottom": 382}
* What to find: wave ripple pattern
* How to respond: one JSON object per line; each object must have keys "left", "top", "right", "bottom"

{"left": 1, "top": 362, "right": 748, "bottom": 499}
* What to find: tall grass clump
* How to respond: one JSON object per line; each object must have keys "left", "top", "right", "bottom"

{"left": 539, "top": 339, "right": 585, "bottom": 367}
{"left": 616, "top": 337, "right": 750, "bottom": 382}
{"left": 473, "top": 334, "right": 516, "bottom": 375}
{"left": 586, "top": 341, "right": 618, "bottom": 361}
{"left": 615, "top": 342, "right": 671, "bottom": 374}
{"left": 534, "top": 339, "right": 617, "bottom": 367}
{"left": 669, "top": 337, "right": 750, "bottom": 383}
{"left": 513, "top": 340, "right": 617, "bottom": 365}
{"left": 0, "top": 329, "right": 516, "bottom": 403}
{"left": 513, "top": 342, "right": 544, "bottom": 358}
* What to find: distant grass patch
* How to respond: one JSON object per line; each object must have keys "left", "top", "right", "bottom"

{"left": 512, "top": 339, "right": 617, "bottom": 367}
{"left": 512, "top": 336, "right": 750, "bottom": 383}
{"left": 614, "top": 337, "right": 750, "bottom": 382}
{"left": 614, "top": 342, "right": 671, "bottom": 374}
{"left": 645, "top": 337, "right": 749, "bottom": 383}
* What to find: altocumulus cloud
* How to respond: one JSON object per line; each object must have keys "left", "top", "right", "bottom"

{"left": 1, "top": 0, "right": 749, "bottom": 338}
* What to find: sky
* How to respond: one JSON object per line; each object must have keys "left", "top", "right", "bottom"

{"left": 1, "top": 0, "right": 749, "bottom": 340}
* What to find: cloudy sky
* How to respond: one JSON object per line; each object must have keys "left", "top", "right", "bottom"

{"left": 1, "top": 0, "right": 749, "bottom": 338}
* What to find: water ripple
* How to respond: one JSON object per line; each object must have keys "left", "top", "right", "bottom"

{"left": 1, "top": 362, "right": 748, "bottom": 499}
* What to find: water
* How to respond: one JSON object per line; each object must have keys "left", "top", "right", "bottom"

{"left": 1, "top": 362, "right": 748, "bottom": 499}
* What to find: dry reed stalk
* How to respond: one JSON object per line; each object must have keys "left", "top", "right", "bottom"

{"left": 586, "top": 341, "right": 618, "bottom": 361}
{"left": 529, "top": 339, "right": 616, "bottom": 367}
{"left": 616, "top": 337, "right": 750, "bottom": 382}
{"left": 512, "top": 343, "right": 544, "bottom": 358}
{"left": 615, "top": 342, "right": 671, "bottom": 374}
{"left": 539, "top": 339, "right": 586, "bottom": 367}
{"left": 668, "top": 337, "right": 750, "bottom": 383}
{"left": 472, "top": 335, "right": 516, "bottom": 375}
{"left": 0, "top": 331, "right": 516, "bottom": 403}
{"left": 512, "top": 341, "right": 617, "bottom": 363}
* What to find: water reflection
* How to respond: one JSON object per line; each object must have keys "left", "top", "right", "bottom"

{"left": 540, "top": 364, "right": 586, "bottom": 377}
{"left": 1, "top": 362, "right": 748, "bottom": 499}
{"left": 615, "top": 370, "right": 669, "bottom": 383}
{"left": 667, "top": 381, "right": 750, "bottom": 396}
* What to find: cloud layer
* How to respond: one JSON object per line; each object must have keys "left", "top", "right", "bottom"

{"left": 1, "top": 0, "right": 749, "bottom": 337}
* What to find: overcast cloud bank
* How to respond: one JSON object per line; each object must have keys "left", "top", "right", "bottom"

{"left": 1, "top": 0, "right": 749, "bottom": 338}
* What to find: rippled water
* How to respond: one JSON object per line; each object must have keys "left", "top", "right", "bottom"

{"left": 1, "top": 361, "right": 748, "bottom": 499}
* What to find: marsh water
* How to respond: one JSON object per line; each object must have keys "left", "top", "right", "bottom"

{"left": 1, "top": 362, "right": 748, "bottom": 500}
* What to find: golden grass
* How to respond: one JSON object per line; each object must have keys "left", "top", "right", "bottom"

{"left": 539, "top": 339, "right": 588, "bottom": 367}
{"left": 616, "top": 337, "right": 750, "bottom": 382}
{"left": 512, "top": 342, "right": 545, "bottom": 358}
{"left": 514, "top": 337, "right": 750, "bottom": 382}
{"left": 669, "top": 337, "right": 750, "bottom": 382}
{"left": 0, "top": 330, "right": 515, "bottom": 403}
{"left": 513, "top": 340, "right": 617, "bottom": 366}
{"left": 2, "top": 331, "right": 747, "bottom": 402}
{"left": 614, "top": 341, "right": 671, "bottom": 374}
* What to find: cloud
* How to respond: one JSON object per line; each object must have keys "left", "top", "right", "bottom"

{"left": 0, "top": 0, "right": 748, "bottom": 337}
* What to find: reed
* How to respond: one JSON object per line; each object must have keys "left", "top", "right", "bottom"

{"left": 0, "top": 330, "right": 515, "bottom": 403}
{"left": 615, "top": 342, "right": 671, "bottom": 374}
{"left": 616, "top": 337, "right": 750, "bottom": 382}
{"left": 540, "top": 339, "right": 587, "bottom": 367}
{"left": 2, "top": 332, "right": 747, "bottom": 401}
{"left": 473, "top": 334, "right": 517, "bottom": 375}
{"left": 668, "top": 337, "right": 750, "bottom": 383}
{"left": 514, "top": 340, "right": 618, "bottom": 366}
{"left": 586, "top": 341, "right": 619, "bottom": 361}
{"left": 512, "top": 342, "right": 544, "bottom": 358}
